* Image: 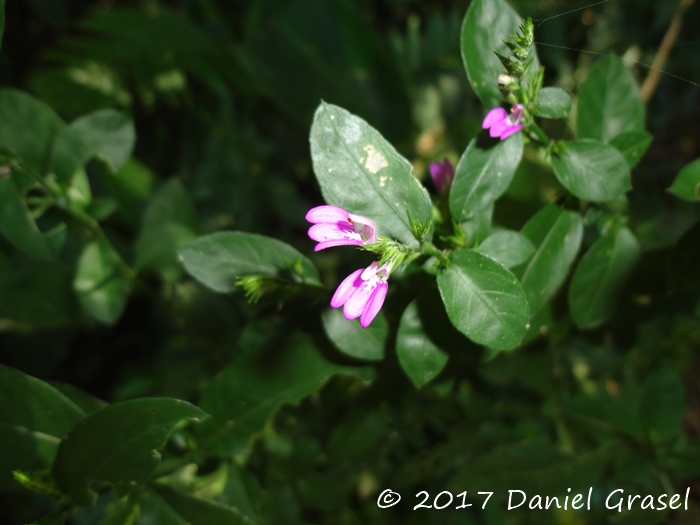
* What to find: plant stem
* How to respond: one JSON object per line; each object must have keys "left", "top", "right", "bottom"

{"left": 640, "top": 0, "right": 697, "bottom": 102}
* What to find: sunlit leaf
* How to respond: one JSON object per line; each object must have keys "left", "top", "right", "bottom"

{"left": 437, "top": 249, "right": 530, "bottom": 350}
{"left": 310, "top": 102, "right": 432, "bottom": 247}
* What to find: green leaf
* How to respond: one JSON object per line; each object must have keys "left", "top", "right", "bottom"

{"left": 437, "top": 249, "right": 530, "bottom": 350}
{"left": 309, "top": 102, "right": 432, "bottom": 247}
{"left": 568, "top": 226, "right": 640, "bottom": 329}
{"left": 0, "top": 89, "right": 65, "bottom": 174}
{"left": 74, "top": 240, "right": 130, "bottom": 324}
{"left": 150, "top": 484, "right": 258, "bottom": 525}
{"left": 0, "top": 364, "right": 86, "bottom": 489}
{"left": 478, "top": 229, "right": 535, "bottom": 268}
{"left": 0, "top": 172, "right": 59, "bottom": 260}
{"left": 96, "top": 498, "right": 141, "bottom": 525}
{"left": 0, "top": 256, "right": 78, "bottom": 327}
{"left": 577, "top": 55, "right": 645, "bottom": 142}
{"left": 100, "top": 158, "right": 155, "bottom": 227}
{"left": 322, "top": 308, "right": 387, "bottom": 361}
{"left": 517, "top": 204, "right": 583, "bottom": 315}
{"left": 396, "top": 300, "right": 448, "bottom": 387}
{"left": 449, "top": 133, "right": 524, "bottom": 221}
{"left": 179, "top": 232, "right": 320, "bottom": 293}
{"left": 198, "top": 334, "right": 363, "bottom": 456}
{"left": 552, "top": 139, "right": 631, "bottom": 202}
{"left": 50, "top": 110, "right": 135, "bottom": 185}
{"left": 667, "top": 218, "right": 700, "bottom": 291}
{"left": 135, "top": 179, "right": 197, "bottom": 282}
{"left": 534, "top": 87, "right": 572, "bottom": 119}
{"left": 640, "top": 369, "right": 684, "bottom": 437}
{"left": 459, "top": 203, "right": 494, "bottom": 248}
{"left": 668, "top": 156, "right": 700, "bottom": 202}
{"left": 52, "top": 398, "right": 207, "bottom": 504}
{"left": 609, "top": 130, "right": 652, "bottom": 169}
{"left": 461, "top": 0, "right": 539, "bottom": 108}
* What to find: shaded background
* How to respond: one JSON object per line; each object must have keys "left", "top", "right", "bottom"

{"left": 1, "top": 0, "right": 700, "bottom": 523}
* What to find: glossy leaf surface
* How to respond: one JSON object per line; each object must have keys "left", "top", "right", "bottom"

{"left": 310, "top": 102, "right": 432, "bottom": 246}
{"left": 577, "top": 55, "right": 645, "bottom": 141}
{"left": 568, "top": 226, "right": 640, "bottom": 329}
{"left": 517, "top": 205, "right": 583, "bottom": 315}
{"left": 179, "top": 232, "right": 320, "bottom": 293}
{"left": 396, "top": 300, "right": 448, "bottom": 387}
{"left": 450, "top": 133, "right": 523, "bottom": 221}
{"left": 437, "top": 249, "right": 530, "bottom": 350}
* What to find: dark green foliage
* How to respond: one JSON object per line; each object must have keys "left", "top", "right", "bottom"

{"left": 1, "top": 0, "right": 700, "bottom": 524}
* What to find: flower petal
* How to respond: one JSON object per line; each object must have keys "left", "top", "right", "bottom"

{"left": 361, "top": 261, "right": 380, "bottom": 280}
{"left": 360, "top": 281, "right": 388, "bottom": 328}
{"left": 489, "top": 119, "right": 509, "bottom": 138}
{"left": 315, "top": 239, "right": 363, "bottom": 251}
{"left": 499, "top": 124, "right": 522, "bottom": 140}
{"left": 305, "top": 205, "right": 349, "bottom": 224}
{"left": 482, "top": 107, "right": 507, "bottom": 129}
{"left": 308, "top": 223, "right": 359, "bottom": 243}
{"left": 343, "top": 280, "right": 376, "bottom": 320}
{"left": 330, "top": 269, "right": 363, "bottom": 308}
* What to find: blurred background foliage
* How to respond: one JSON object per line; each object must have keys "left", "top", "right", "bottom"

{"left": 1, "top": 0, "right": 700, "bottom": 523}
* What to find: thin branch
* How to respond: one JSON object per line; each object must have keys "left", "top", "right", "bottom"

{"left": 640, "top": 0, "right": 697, "bottom": 103}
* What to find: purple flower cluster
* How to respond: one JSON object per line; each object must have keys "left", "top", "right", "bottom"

{"left": 306, "top": 205, "right": 387, "bottom": 328}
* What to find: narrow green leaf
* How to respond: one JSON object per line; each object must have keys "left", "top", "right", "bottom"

{"left": 0, "top": 89, "right": 65, "bottom": 174}
{"left": 577, "top": 55, "right": 645, "bottom": 142}
{"left": 518, "top": 204, "right": 583, "bottom": 315}
{"left": 0, "top": 364, "right": 86, "bottom": 489}
{"left": 74, "top": 240, "right": 130, "bottom": 324}
{"left": 135, "top": 179, "right": 197, "bottom": 282}
{"left": 552, "top": 139, "right": 631, "bottom": 202}
{"left": 568, "top": 226, "right": 640, "bottom": 329}
{"left": 179, "top": 232, "right": 320, "bottom": 293}
{"left": 667, "top": 218, "right": 700, "bottom": 291}
{"left": 309, "top": 102, "right": 432, "bottom": 246}
{"left": 322, "top": 308, "right": 387, "bottom": 361}
{"left": 0, "top": 173, "right": 58, "bottom": 260}
{"left": 609, "top": 130, "right": 652, "bottom": 169}
{"left": 51, "top": 110, "right": 135, "bottom": 185}
{"left": 534, "top": 87, "right": 572, "bottom": 119}
{"left": 668, "top": 157, "right": 700, "bottom": 202}
{"left": 198, "top": 334, "right": 363, "bottom": 456}
{"left": 151, "top": 484, "right": 258, "bottom": 525}
{"left": 449, "top": 133, "right": 524, "bottom": 221}
{"left": 461, "top": 0, "right": 539, "bottom": 108}
{"left": 437, "top": 249, "right": 530, "bottom": 350}
{"left": 478, "top": 230, "right": 535, "bottom": 268}
{"left": 52, "top": 398, "right": 207, "bottom": 504}
{"left": 396, "top": 300, "right": 448, "bottom": 387}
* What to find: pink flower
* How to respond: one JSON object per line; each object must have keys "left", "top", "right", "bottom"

{"left": 482, "top": 104, "right": 524, "bottom": 140}
{"left": 429, "top": 159, "right": 454, "bottom": 194}
{"left": 330, "top": 261, "right": 389, "bottom": 328}
{"left": 306, "top": 205, "right": 377, "bottom": 252}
